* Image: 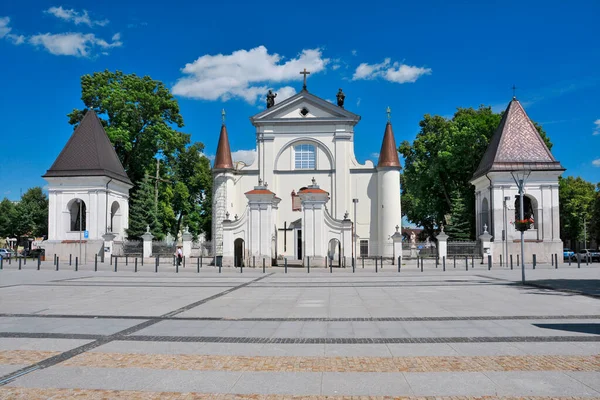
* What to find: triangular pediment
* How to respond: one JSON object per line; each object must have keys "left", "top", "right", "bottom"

{"left": 251, "top": 90, "right": 360, "bottom": 124}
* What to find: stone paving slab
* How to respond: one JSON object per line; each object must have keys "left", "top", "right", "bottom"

{"left": 0, "top": 317, "right": 144, "bottom": 335}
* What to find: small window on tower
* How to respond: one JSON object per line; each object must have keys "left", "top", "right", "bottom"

{"left": 294, "top": 144, "right": 315, "bottom": 169}
{"left": 360, "top": 240, "right": 369, "bottom": 257}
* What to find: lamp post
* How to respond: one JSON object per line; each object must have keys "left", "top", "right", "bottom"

{"left": 77, "top": 199, "right": 82, "bottom": 264}
{"left": 511, "top": 171, "right": 530, "bottom": 283}
{"left": 353, "top": 198, "right": 359, "bottom": 260}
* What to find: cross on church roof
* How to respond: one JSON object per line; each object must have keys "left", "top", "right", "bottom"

{"left": 512, "top": 84, "right": 517, "bottom": 99}
{"left": 386, "top": 106, "right": 391, "bottom": 122}
{"left": 300, "top": 68, "right": 310, "bottom": 91}
{"left": 221, "top": 108, "right": 226, "bottom": 124}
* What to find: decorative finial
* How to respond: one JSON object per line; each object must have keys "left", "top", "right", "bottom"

{"left": 386, "top": 106, "right": 391, "bottom": 122}
{"left": 440, "top": 225, "right": 444, "bottom": 233}
{"left": 146, "top": 225, "right": 150, "bottom": 233}
{"left": 395, "top": 225, "right": 399, "bottom": 233}
{"left": 512, "top": 85, "right": 517, "bottom": 100}
{"left": 483, "top": 223, "right": 488, "bottom": 233}
{"left": 311, "top": 177, "right": 316, "bottom": 186}
{"left": 258, "top": 177, "right": 263, "bottom": 186}
{"left": 221, "top": 109, "right": 226, "bottom": 124}
{"left": 225, "top": 211, "right": 230, "bottom": 220}
{"left": 300, "top": 68, "right": 311, "bottom": 91}
{"left": 234, "top": 214, "right": 238, "bottom": 220}
{"left": 184, "top": 225, "right": 189, "bottom": 234}
{"left": 264, "top": 182, "right": 268, "bottom": 188}
{"left": 344, "top": 211, "right": 349, "bottom": 219}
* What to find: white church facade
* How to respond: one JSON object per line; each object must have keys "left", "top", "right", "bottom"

{"left": 470, "top": 97, "right": 565, "bottom": 263}
{"left": 212, "top": 88, "right": 402, "bottom": 267}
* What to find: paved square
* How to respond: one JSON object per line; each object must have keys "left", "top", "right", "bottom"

{"left": 0, "top": 260, "right": 599, "bottom": 398}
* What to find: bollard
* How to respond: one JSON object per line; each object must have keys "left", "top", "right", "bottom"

{"left": 352, "top": 257, "right": 355, "bottom": 273}
{"left": 375, "top": 257, "right": 378, "bottom": 273}
{"left": 465, "top": 256, "right": 468, "bottom": 271}
{"left": 114, "top": 256, "right": 118, "bottom": 272}
{"left": 517, "top": 254, "right": 520, "bottom": 267}
{"left": 56, "top": 256, "right": 59, "bottom": 271}
{"left": 54, "top": 254, "right": 57, "bottom": 266}
{"left": 488, "top": 255, "right": 492, "bottom": 270}
{"left": 500, "top": 254, "right": 502, "bottom": 267}
{"left": 8, "top": 256, "right": 10, "bottom": 265}
{"left": 19, "top": 257, "right": 22, "bottom": 270}
{"left": 38, "top": 254, "right": 41, "bottom": 270}
{"left": 173, "top": 255, "right": 176, "bottom": 266}
{"left": 176, "top": 258, "right": 179, "bottom": 273}
{"left": 577, "top": 255, "right": 581, "bottom": 268}
{"left": 69, "top": 254, "right": 72, "bottom": 266}
{"left": 94, "top": 254, "right": 98, "bottom": 272}
{"left": 551, "top": 254, "right": 554, "bottom": 266}
{"left": 157, "top": 255, "right": 160, "bottom": 267}
{"left": 307, "top": 257, "right": 310, "bottom": 273}
{"left": 141, "top": 256, "right": 144, "bottom": 266}
{"left": 183, "top": 256, "right": 186, "bottom": 268}
{"left": 398, "top": 256, "right": 401, "bottom": 272}
{"left": 380, "top": 256, "right": 383, "bottom": 269}
{"left": 219, "top": 260, "right": 222, "bottom": 273}
{"left": 568, "top": 255, "right": 571, "bottom": 266}
{"left": 471, "top": 255, "right": 474, "bottom": 269}
{"left": 241, "top": 258, "right": 243, "bottom": 273}
{"left": 285, "top": 258, "right": 287, "bottom": 273}
{"left": 75, "top": 257, "right": 78, "bottom": 271}
{"left": 126, "top": 256, "right": 128, "bottom": 266}
{"left": 453, "top": 255, "right": 456, "bottom": 268}
{"left": 434, "top": 256, "right": 437, "bottom": 269}
{"left": 533, "top": 254, "right": 536, "bottom": 269}
{"left": 101, "top": 251, "right": 104, "bottom": 263}
{"left": 362, "top": 257, "right": 364, "bottom": 268}
{"left": 110, "top": 255, "right": 113, "bottom": 266}
{"left": 442, "top": 256, "right": 446, "bottom": 271}
{"left": 200, "top": 256, "right": 203, "bottom": 268}
{"left": 135, "top": 258, "right": 138, "bottom": 273}
{"left": 24, "top": 256, "right": 26, "bottom": 266}
{"left": 555, "top": 254, "right": 558, "bottom": 268}
{"left": 262, "top": 258, "right": 265, "bottom": 273}
{"left": 586, "top": 254, "right": 589, "bottom": 266}
{"left": 436, "top": 256, "right": 439, "bottom": 267}
{"left": 1, "top": 256, "right": 3, "bottom": 270}
{"left": 510, "top": 254, "right": 513, "bottom": 270}
{"left": 330, "top": 257, "right": 333, "bottom": 273}
{"left": 421, "top": 256, "right": 424, "bottom": 270}
{"left": 155, "top": 256, "right": 159, "bottom": 273}
{"left": 253, "top": 256, "right": 255, "bottom": 268}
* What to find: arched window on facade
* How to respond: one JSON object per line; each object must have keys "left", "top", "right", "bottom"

{"left": 481, "top": 198, "right": 489, "bottom": 232}
{"left": 70, "top": 199, "right": 86, "bottom": 231}
{"left": 514, "top": 195, "right": 537, "bottom": 226}
{"left": 294, "top": 144, "right": 316, "bottom": 169}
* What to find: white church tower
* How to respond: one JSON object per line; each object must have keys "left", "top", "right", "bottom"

{"left": 42, "top": 110, "right": 133, "bottom": 261}
{"left": 211, "top": 122, "right": 234, "bottom": 261}
{"left": 470, "top": 97, "right": 565, "bottom": 263}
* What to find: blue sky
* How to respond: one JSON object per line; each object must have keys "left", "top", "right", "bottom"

{"left": 1, "top": 0, "right": 599, "bottom": 201}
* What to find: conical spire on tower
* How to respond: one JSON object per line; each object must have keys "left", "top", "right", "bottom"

{"left": 214, "top": 121, "right": 233, "bottom": 170}
{"left": 377, "top": 121, "right": 401, "bottom": 168}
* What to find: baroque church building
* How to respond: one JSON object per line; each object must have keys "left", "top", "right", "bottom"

{"left": 212, "top": 86, "right": 402, "bottom": 267}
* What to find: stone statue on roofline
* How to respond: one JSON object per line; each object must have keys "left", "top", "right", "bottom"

{"left": 336, "top": 88, "right": 345, "bottom": 108}
{"left": 266, "top": 90, "right": 277, "bottom": 108}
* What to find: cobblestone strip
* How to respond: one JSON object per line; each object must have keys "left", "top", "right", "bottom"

{"left": 2, "top": 313, "right": 598, "bottom": 322}
{"left": 0, "top": 388, "right": 599, "bottom": 400}
{"left": 0, "top": 351, "right": 61, "bottom": 365}
{"left": 0, "top": 274, "right": 273, "bottom": 386}
{"left": 60, "top": 353, "right": 600, "bottom": 373}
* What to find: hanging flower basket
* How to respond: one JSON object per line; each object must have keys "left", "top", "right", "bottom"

{"left": 514, "top": 219, "right": 533, "bottom": 232}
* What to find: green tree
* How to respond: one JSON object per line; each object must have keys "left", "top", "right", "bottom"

{"left": 559, "top": 176, "right": 595, "bottom": 248}
{"left": 590, "top": 183, "right": 600, "bottom": 246}
{"left": 399, "top": 105, "right": 552, "bottom": 239}
{"left": 444, "top": 190, "right": 471, "bottom": 240}
{"left": 67, "top": 70, "right": 187, "bottom": 189}
{"left": 14, "top": 188, "right": 48, "bottom": 238}
{"left": 127, "top": 174, "right": 162, "bottom": 240}
{"left": 0, "top": 198, "right": 17, "bottom": 238}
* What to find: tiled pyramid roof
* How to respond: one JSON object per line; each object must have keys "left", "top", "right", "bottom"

{"left": 472, "top": 98, "right": 564, "bottom": 179}
{"left": 43, "top": 110, "right": 132, "bottom": 185}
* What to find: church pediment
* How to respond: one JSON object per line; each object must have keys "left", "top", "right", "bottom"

{"left": 251, "top": 90, "right": 360, "bottom": 126}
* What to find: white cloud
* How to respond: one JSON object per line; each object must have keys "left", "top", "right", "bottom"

{"left": 275, "top": 86, "right": 296, "bottom": 103}
{"left": 371, "top": 152, "right": 380, "bottom": 159}
{"left": 29, "top": 32, "right": 122, "bottom": 57}
{"left": 45, "top": 6, "right": 108, "bottom": 27}
{"left": 0, "top": 16, "right": 24, "bottom": 45}
{"left": 352, "top": 58, "right": 431, "bottom": 83}
{"left": 593, "top": 159, "right": 600, "bottom": 167}
{"left": 356, "top": 97, "right": 361, "bottom": 107}
{"left": 351, "top": 49, "right": 357, "bottom": 56}
{"left": 593, "top": 119, "right": 600, "bottom": 136}
{"left": 331, "top": 64, "right": 341, "bottom": 70}
{"left": 231, "top": 149, "right": 256, "bottom": 165}
{"left": 172, "top": 46, "right": 329, "bottom": 103}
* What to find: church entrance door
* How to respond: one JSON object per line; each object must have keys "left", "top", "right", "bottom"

{"left": 234, "top": 238, "right": 245, "bottom": 267}
{"left": 328, "top": 238, "right": 341, "bottom": 267}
